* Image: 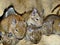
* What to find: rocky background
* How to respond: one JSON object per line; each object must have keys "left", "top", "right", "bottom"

{"left": 0, "top": 0, "right": 60, "bottom": 45}
{"left": 0, "top": 0, "right": 60, "bottom": 17}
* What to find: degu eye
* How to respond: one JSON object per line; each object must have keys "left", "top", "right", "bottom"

{"left": 35, "top": 18, "right": 39, "bottom": 21}
{"left": 36, "top": 18, "right": 39, "bottom": 20}
{"left": 16, "top": 29, "right": 18, "bottom": 31}
{"left": 15, "top": 29, "right": 18, "bottom": 32}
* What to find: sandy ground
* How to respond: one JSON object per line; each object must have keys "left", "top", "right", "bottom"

{"left": 0, "top": 35, "right": 60, "bottom": 45}
{"left": 0, "top": 0, "right": 60, "bottom": 17}
{"left": 16, "top": 35, "right": 60, "bottom": 45}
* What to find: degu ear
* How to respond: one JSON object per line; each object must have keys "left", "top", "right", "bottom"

{"left": 31, "top": 8, "right": 38, "bottom": 16}
{"left": 5, "top": 7, "right": 16, "bottom": 17}
{"left": 39, "top": 9, "right": 44, "bottom": 18}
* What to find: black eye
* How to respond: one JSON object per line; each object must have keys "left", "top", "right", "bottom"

{"left": 36, "top": 18, "right": 38, "bottom": 20}
{"left": 16, "top": 29, "right": 18, "bottom": 32}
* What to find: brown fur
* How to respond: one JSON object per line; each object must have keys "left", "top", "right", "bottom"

{"left": 26, "top": 26, "right": 42, "bottom": 44}
{"left": 1, "top": 14, "right": 27, "bottom": 45}
{"left": 43, "top": 14, "right": 60, "bottom": 35}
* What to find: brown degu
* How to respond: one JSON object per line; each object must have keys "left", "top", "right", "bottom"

{"left": 43, "top": 14, "right": 60, "bottom": 35}
{"left": 25, "top": 8, "right": 43, "bottom": 27}
{"left": 1, "top": 14, "right": 27, "bottom": 45}
{"left": 2, "top": 33, "right": 20, "bottom": 45}
{"left": 43, "top": 4, "right": 60, "bottom": 35}
{"left": 22, "top": 8, "right": 43, "bottom": 44}
{"left": 25, "top": 25, "right": 42, "bottom": 44}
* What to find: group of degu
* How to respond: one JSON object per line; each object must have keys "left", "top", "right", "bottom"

{"left": 0, "top": 5, "right": 44, "bottom": 45}
{"left": 0, "top": 4, "right": 60, "bottom": 45}
{"left": 24, "top": 4, "right": 60, "bottom": 44}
